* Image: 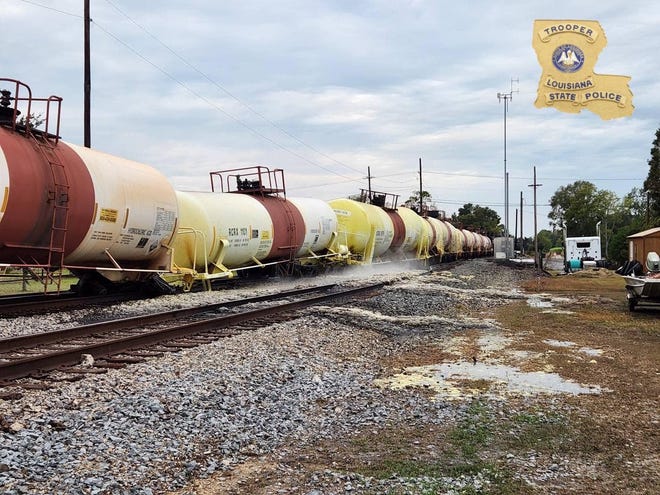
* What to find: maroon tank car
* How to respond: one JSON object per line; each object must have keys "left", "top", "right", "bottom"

{"left": 0, "top": 79, "right": 179, "bottom": 290}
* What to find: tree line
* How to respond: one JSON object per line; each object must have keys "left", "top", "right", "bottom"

{"left": 405, "top": 127, "right": 660, "bottom": 265}
{"left": 542, "top": 127, "right": 659, "bottom": 264}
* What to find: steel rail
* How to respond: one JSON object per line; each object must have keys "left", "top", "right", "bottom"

{"left": 0, "top": 283, "right": 337, "bottom": 352}
{"left": 0, "top": 283, "right": 381, "bottom": 381}
{"left": 0, "top": 292, "right": 146, "bottom": 315}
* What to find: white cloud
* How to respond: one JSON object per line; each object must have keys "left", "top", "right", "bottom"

{"left": 1, "top": 0, "right": 657, "bottom": 230}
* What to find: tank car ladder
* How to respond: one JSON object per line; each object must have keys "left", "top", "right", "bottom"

{"left": 32, "top": 134, "right": 71, "bottom": 293}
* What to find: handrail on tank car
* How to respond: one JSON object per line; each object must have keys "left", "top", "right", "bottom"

{"left": 0, "top": 78, "right": 62, "bottom": 143}
{"left": 209, "top": 166, "right": 287, "bottom": 198}
{"left": 358, "top": 188, "right": 399, "bottom": 210}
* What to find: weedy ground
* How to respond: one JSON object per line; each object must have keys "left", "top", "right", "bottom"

{"left": 170, "top": 266, "right": 659, "bottom": 494}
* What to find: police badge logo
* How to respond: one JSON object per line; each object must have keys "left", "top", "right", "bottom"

{"left": 552, "top": 44, "right": 584, "bottom": 73}
{"left": 533, "top": 20, "right": 633, "bottom": 119}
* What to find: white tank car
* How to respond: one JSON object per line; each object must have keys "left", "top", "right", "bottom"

{"left": 64, "top": 144, "right": 178, "bottom": 271}
{"left": 482, "top": 234, "right": 493, "bottom": 253}
{"left": 171, "top": 191, "right": 273, "bottom": 274}
{"left": 329, "top": 198, "right": 394, "bottom": 262}
{"left": 461, "top": 228, "right": 477, "bottom": 254}
{"left": 425, "top": 216, "right": 448, "bottom": 256}
{"left": 394, "top": 206, "right": 428, "bottom": 257}
{"left": 287, "top": 197, "right": 338, "bottom": 257}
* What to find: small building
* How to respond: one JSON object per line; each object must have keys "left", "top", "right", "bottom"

{"left": 627, "top": 227, "right": 660, "bottom": 265}
{"left": 493, "top": 236, "right": 514, "bottom": 259}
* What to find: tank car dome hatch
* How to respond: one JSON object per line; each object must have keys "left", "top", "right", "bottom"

{"left": 0, "top": 89, "right": 20, "bottom": 124}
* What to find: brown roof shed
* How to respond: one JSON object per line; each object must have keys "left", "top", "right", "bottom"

{"left": 627, "top": 227, "right": 660, "bottom": 269}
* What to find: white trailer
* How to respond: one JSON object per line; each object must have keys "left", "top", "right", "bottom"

{"left": 565, "top": 236, "right": 602, "bottom": 268}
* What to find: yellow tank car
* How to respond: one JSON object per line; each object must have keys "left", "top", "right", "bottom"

{"left": 328, "top": 198, "right": 394, "bottom": 263}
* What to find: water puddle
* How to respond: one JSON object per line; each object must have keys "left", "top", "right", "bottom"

{"left": 578, "top": 346, "right": 603, "bottom": 357}
{"left": 543, "top": 339, "right": 575, "bottom": 348}
{"left": 527, "top": 295, "right": 574, "bottom": 313}
{"left": 376, "top": 361, "right": 606, "bottom": 398}
{"left": 543, "top": 339, "right": 604, "bottom": 357}
{"left": 526, "top": 296, "right": 553, "bottom": 308}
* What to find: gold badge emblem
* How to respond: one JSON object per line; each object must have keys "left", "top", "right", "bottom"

{"left": 533, "top": 20, "right": 634, "bottom": 119}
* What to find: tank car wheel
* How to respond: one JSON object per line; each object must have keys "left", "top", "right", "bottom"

{"left": 628, "top": 298, "right": 637, "bottom": 312}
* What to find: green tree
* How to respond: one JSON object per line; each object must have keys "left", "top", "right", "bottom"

{"left": 17, "top": 112, "right": 45, "bottom": 129}
{"left": 607, "top": 187, "right": 648, "bottom": 265}
{"left": 548, "top": 181, "right": 618, "bottom": 236}
{"left": 643, "top": 127, "right": 660, "bottom": 225}
{"left": 404, "top": 190, "right": 432, "bottom": 212}
{"left": 535, "top": 229, "right": 562, "bottom": 253}
{"left": 451, "top": 203, "right": 501, "bottom": 236}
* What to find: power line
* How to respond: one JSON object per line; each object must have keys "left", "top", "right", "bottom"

{"left": 17, "top": 0, "right": 363, "bottom": 182}
{"left": 101, "top": 0, "right": 365, "bottom": 176}
{"left": 18, "top": 0, "right": 81, "bottom": 18}
{"left": 89, "top": 21, "right": 362, "bottom": 182}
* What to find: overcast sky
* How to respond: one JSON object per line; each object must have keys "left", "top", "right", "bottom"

{"left": 4, "top": 0, "right": 659, "bottom": 236}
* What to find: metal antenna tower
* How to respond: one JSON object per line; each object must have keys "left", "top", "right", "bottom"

{"left": 497, "top": 78, "right": 519, "bottom": 257}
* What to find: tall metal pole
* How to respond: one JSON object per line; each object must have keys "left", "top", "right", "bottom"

{"left": 497, "top": 79, "right": 518, "bottom": 257}
{"left": 506, "top": 171, "right": 509, "bottom": 240}
{"left": 514, "top": 207, "right": 518, "bottom": 252}
{"left": 533, "top": 167, "right": 538, "bottom": 266}
{"left": 497, "top": 91, "right": 512, "bottom": 255}
{"left": 520, "top": 191, "right": 524, "bottom": 255}
{"left": 84, "top": 0, "right": 91, "bottom": 148}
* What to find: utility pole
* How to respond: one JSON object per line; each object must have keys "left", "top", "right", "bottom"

{"left": 418, "top": 158, "right": 423, "bottom": 214}
{"left": 367, "top": 166, "right": 372, "bottom": 202}
{"left": 84, "top": 0, "right": 91, "bottom": 148}
{"left": 528, "top": 166, "right": 542, "bottom": 269}
{"left": 514, "top": 208, "right": 518, "bottom": 255}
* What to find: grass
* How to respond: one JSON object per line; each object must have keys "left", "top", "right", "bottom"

{"left": 0, "top": 269, "right": 78, "bottom": 295}
{"left": 521, "top": 268, "right": 625, "bottom": 296}
{"left": 345, "top": 398, "right": 532, "bottom": 494}
{"left": 339, "top": 269, "right": 658, "bottom": 493}
{"left": 503, "top": 410, "right": 570, "bottom": 452}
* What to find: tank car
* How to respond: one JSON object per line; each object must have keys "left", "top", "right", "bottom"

{"left": 424, "top": 216, "right": 448, "bottom": 257}
{"left": 328, "top": 197, "right": 395, "bottom": 263}
{"left": 0, "top": 79, "right": 178, "bottom": 293}
{"left": 169, "top": 167, "right": 338, "bottom": 289}
{"left": 392, "top": 206, "right": 429, "bottom": 259}
{"left": 444, "top": 221, "right": 464, "bottom": 259}
{"left": 0, "top": 78, "right": 492, "bottom": 294}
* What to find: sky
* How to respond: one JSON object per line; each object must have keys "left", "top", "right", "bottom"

{"left": 3, "top": 0, "right": 659, "bottom": 236}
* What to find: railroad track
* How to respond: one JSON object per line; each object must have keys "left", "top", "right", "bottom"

{"left": 0, "top": 291, "right": 150, "bottom": 317}
{"left": 0, "top": 282, "right": 384, "bottom": 387}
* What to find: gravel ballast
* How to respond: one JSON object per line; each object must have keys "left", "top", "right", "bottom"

{"left": 1, "top": 260, "right": 553, "bottom": 494}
